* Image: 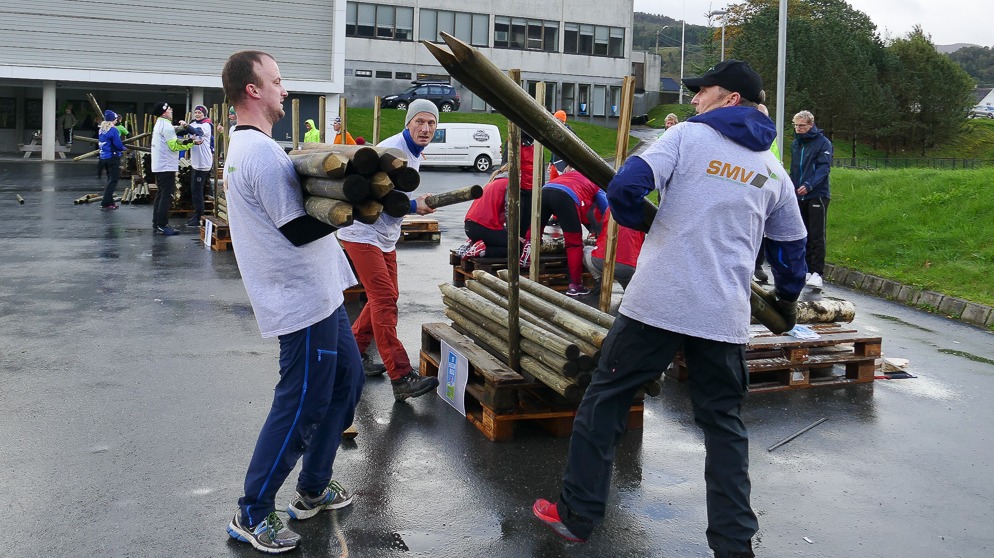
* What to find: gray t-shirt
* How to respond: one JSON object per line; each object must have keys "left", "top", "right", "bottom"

{"left": 620, "top": 121, "right": 806, "bottom": 344}
{"left": 225, "top": 128, "right": 356, "bottom": 338}
{"left": 335, "top": 132, "right": 416, "bottom": 251}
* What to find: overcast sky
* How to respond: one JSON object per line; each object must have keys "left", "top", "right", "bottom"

{"left": 634, "top": 0, "right": 990, "bottom": 47}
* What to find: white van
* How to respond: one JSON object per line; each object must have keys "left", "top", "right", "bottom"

{"left": 421, "top": 123, "right": 503, "bottom": 173}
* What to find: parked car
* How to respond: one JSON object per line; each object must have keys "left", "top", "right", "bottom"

{"left": 420, "top": 123, "right": 502, "bottom": 172}
{"left": 380, "top": 82, "right": 460, "bottom": 112}
{"left": 968, "top": 105, "right": 994, "bottom": 119}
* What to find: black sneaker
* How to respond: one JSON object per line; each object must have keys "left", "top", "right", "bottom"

{"left": 227, "top": 510, "right": 300, "bottom": 554}
{"left": 754, "top": 266, "right": 769, "bottom": 283}
{"left": 153, "top": 225, "right": 179, "bottom": 236}
{"left": 362, "top": 352, "right": 386, "bottom": 377}
{"left": 391, "top": 370, "right": 439, "bottom": 401}
{"left": 184, "top": 216, "right": 201, "bottom": 227}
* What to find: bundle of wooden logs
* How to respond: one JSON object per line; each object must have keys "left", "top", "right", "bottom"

{"left": 292, "top": 143, "right": 484, "bottom": 227}
{"left": 439, "top": 270, "right": 663, "bottom": 404}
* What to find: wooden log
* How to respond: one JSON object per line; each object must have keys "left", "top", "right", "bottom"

{"left": 427, "top": 33, "right": 790, "bottom": 335}
{"left": 73, "top": 150, "right": 100, "bottom": 161}
{"left": 379, "top": 189, "right": 411, "bottom": 218}
{"left": 465, "top": 281, "right": 580, "bottom": 363}
{"left": 369, "top": 172, "right": 396, "bottom": 199}
{"left": 443, "top": 305, "right": 577, "bottom": 377}
{"left": 478, "top": 270, "right": 608, "bottom": 347}
{"left": 301, "top": 175, "right": 370, "bottom": 203}
{"left": 74, "top": 193, "right": 101, "bottom": 204}
{"left": 643, "top": 379, "right": 663, "bottom": 397}
{"left": 288, "top": 151, "right": 350, "bottom": 179}
{"left": 438, "top": 284, "right": 581, "bottom": 362}
{"left": 298, "top": 144, "right": 381, "bottom": 176}
{"left": 444, "top": 305, "right": 582, "bottom": 402}
{"left": 378, "top": 148, "right": 408, "bottom": 172}
{"left": 465, "top": 278, "right": 597, "bottom": 360}
{"left": 797, "top": 298, "right": 856, "bottom": 324}
{"left": 15, "top": 194, "right": 24, "bottom": 204}
{"left": 354, "top": 199, "right": 384, "bottom": 225}
{"left": 749, "top": 282, "right": 789, "bottom": 334}
{"left": 303, "top": 196, "right": 354, "bottom": 228}
{"left": 424, "top": 185, "right": 483, "bottom": 209}
{"left": 386, "top": 166, "right": 421, "bottom": 192}
{"left": 499, "top": 269, "right": 614, "bottom": 330}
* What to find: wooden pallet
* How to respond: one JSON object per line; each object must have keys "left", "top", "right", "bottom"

{"left": 420, "top": 322, "right": 642, "bottom": 441}
{"left": 200, "top": 215, "right": 232, "bottom": 251}
{"left": 667, "top": 323, "right": 882, "bottom": 393}
{"left": 450, "top": 251, "right": 591, "bottom": 293}
{"left": 399, "top": 215, "right": 441, "bottom": 243}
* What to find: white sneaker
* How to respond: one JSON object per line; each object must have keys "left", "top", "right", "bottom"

{"left": 806, "top": 272, "right": 823, "bottom": 288}
{"left": 805, "top": 272, "right": 812, "bottom": 282}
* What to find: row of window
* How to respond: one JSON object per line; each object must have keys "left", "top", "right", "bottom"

{"left": 344, "top": 3, "right": 626, "bottom": 58}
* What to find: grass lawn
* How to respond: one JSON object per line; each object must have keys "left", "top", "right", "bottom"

{"left": 829, "top": 167, "right": 994, "bottom": 308}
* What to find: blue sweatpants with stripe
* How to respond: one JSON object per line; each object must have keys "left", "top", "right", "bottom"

{"left": 239, "top": 305, "right": 364, "bottom": 527}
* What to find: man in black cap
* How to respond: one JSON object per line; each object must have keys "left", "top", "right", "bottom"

{"left": 150, "top": 101, "right": 196, "bottom": 235}
{"left": 533, "top": 60, "right": 808, "bottom": 558}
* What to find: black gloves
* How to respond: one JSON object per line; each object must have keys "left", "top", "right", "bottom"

{"left": 773, "top": 295, "right": 798, "bottom": 332}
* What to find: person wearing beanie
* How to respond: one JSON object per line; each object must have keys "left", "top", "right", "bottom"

{"left": 185, "top": 105, "right": 214, "bottom": 226}
{"left": 331, "top": 116, "right": 356, "bottom": 145}
{"left": 151, "top": 102, "right": 198, "bottom": 235}
{"left": 303, "top": 118, "right": 320, "bottom": 143}
{"left": 337, "top": 97, "right": 440, "bottom": 401}
{"left": 534, "top": 60, "right": 806, "bottom": 558}
{"left": 97, "top": 110, "right": 127, "bottom": 209}
{"left": 549, "top": 109, "right": 574, "bottom": 179}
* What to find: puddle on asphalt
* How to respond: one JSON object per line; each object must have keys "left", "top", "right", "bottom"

{"left": 871, "top": 313, "right": 935, "bottom": 333}
{"left": 937, "top": 348, "right": 994, "bottom": 367}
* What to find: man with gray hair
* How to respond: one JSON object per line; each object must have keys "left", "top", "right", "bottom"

{"left": 789, "top": 110, "right": 833, "bottom": 288}
{"left": 337, "top": 99, "right": 439, "bottom": 400}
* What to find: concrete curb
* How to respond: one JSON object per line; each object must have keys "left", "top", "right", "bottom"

{"left": 823, "top": 263, "right": 994, "bottom": 331}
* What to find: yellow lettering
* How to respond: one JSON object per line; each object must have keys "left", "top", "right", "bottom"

{"left": 739, "top": 170, "right": 755, "bottom": 183}
{"left": 721, "top": 163, "right": 736, "bottom": 178}
{"left": 707, "top": 160, "right": 722, "bottom": 175}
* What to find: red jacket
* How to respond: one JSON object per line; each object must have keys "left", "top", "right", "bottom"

{"left": 464, "top": 177, "right": 508, "bottom": 231}
{"left": 591, "top": 208, "right": 645, "bottom": 267}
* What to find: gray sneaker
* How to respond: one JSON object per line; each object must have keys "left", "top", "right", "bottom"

{"left": 391, "top": 370, "right": 439, "bottom": 401}
{"left": 287, "top": 480, "right": 354, "bottom": 520}
{"left": 227, "top": 510, "right": 300, "bottom": 554}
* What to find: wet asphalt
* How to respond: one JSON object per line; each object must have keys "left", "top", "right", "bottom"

{"left": 0, "top": 159, "right": 992, "bottom": 558}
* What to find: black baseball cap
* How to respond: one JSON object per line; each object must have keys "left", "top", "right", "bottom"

{"left": 683, "top": 59, "right": 764, "bottom": 103}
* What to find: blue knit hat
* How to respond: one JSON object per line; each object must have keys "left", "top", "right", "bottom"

{"left": 104, "top": 110, "right": 117, "bottom": 121}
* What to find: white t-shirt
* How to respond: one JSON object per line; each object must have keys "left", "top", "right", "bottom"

{"left": 620, "top": 120, "right": 806, "bottom": 344}
{"left": 335, "top": 132, "right": 417, "bottom": 251}
{"left": 151, "top": 117, "right": 179, "bottom": 173}
{"left": 189, "top": 120, "right": 213, "bottom": 171}
{"left": 225, "top": 128, "right": 357, "bottom": 338}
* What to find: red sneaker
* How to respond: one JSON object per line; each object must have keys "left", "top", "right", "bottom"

{"left": 532, "top": 499, "right": 586, "bottom": 542}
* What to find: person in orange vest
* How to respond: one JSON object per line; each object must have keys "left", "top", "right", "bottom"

{"left": 332, "top": 117, "right": 356, "bottom": 145}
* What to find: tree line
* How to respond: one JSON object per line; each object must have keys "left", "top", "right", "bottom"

{"left": 641, "top": 1, "right": 976, "bottom": 158}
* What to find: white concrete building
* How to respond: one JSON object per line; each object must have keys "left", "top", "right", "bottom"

{"left": 0, "top": 0, "right": 643, "bottom": 159}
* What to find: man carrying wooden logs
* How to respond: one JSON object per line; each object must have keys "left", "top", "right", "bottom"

{"left": 221, "top": 50, "right": 364, "bottom": 555}
{"left": 533, "top": 60, "right": 808, "bottom": 558}
{"left": 337, "top": 99, "right": 439, "bottom": 401}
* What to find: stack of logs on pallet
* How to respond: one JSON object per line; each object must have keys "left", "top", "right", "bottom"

{"left": 428, "top": 269, "right": 654, "bottom": 441}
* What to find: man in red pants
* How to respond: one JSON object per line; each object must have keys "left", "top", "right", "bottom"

{"left": 337, "top": 99, "right": 439, "bottom": 401}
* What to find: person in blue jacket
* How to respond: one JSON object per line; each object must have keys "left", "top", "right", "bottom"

{"left": 789, "top": 110, "right": 833, "bottom": 288}
{"left": 97, "top": 110, "right": 127, "bottom": 210}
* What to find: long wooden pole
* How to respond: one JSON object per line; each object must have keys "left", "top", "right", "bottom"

{"left": 372, "top": 96, "right": 381, "bottom": 145}
{"left": 530, "top": 82, "right": 546, "bottom": 282}
{"left": 498, "top": 269, "right": 614, "bottom": 329}
{"left": 424, "top": 185, "right": 483, "bottom": 209}
{"left": 292, "top": 98, "right": 300, "bottom": 150}
{"left": 600, "top": 75, "right": 636, "bottom": 312}
{"left": 506, "top": 68, "right": 523, "bottom": 373}
{"left": 338, "top": 96, "right": 347, "bottom": 145}
{"left": 318, "top": 96, "right": 327, "bottom": 143}
{"left": 422, "top": 33, "right": 789, "bottom": 334}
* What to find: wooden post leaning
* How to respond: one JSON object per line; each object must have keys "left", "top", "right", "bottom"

{"left": 599, "top": 75, "right": 636, "bottom": 313}
{"left": 530, "top": 81, "right": 546, "bottom": 283}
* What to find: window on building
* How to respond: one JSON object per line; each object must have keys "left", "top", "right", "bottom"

{"left": 578, "top": 84, "right": 590, "bottom": 115}
{"left": 592, "top": 85, "right": 607, "bottom": 117}
{"left": 471, "top": 93, "right": 487, "bottom": 111}
{"left": 495, "top": 16, "right": 558, "bottom": 51}
{"left": 376, "top": 70, "right": 392, "bottom": 79}
{"left": 346, "top": 2, "right": 414, "bottom": 41}
{"left": 609, "top": 86, "right": 621, "bottom": 116}
{"left": 395, "top": 72, "right": 412, "bottom": 80}
{"left": 561, "top": 83, "right": 575, "bottom": 115}
{"left": 421, "top": 9, "right": 488, "bottom": 46}
{"left": 562, "top": 22, "right": 625, "bottom": 58}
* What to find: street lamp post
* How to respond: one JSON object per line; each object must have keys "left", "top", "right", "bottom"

{"left": 679, "top": 19, "right": 686, "bottom": 104}
{"left": 708, "top": 10, "right": 728, "bottom": 61}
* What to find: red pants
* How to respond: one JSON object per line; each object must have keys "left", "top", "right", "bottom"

{"left": 341, "top": 240, "right": 411, "bottom": 380}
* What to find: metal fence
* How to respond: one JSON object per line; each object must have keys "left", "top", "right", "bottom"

{"left": 832, "top": 158, "right": 994, "bottom": 170}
